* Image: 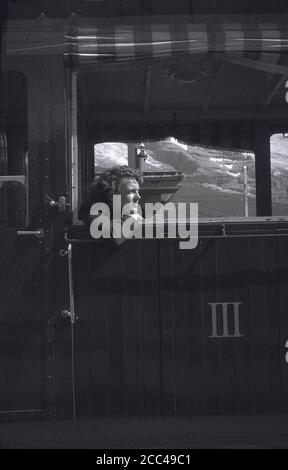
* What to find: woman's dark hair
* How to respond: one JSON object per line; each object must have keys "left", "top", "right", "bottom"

{"left": 79, "top": 165, "right": 142, "bottom": 224}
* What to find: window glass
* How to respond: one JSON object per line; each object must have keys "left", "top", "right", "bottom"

{"left": 271, "top": 134, "right": 288, "bottom": 216}
{"left": 0, "top": 72, "right": 28, "bottom": 227}
{"left": 94, "top": 139, "right": 257, "bottom": 218}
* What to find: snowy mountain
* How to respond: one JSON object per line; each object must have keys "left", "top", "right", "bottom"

{"left": 94, "top": 142, "right": 175, "bottom": 172}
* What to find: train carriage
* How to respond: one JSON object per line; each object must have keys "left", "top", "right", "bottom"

{"left": 1, "top": 0, "right": 288, "bottom": 448}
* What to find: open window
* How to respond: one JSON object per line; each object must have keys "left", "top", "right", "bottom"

{"left": 0, "top": 72, "right": 28, "bottom": 228}
{"left": 94, "top": 139, "right": 257, "bottom": 218}
{"left": 69, "top": 12, "right": 288, "bottom": 224}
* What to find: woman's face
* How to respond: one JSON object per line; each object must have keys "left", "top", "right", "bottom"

{"left": 118, "top": 177, "right": 141, "bottom": 214}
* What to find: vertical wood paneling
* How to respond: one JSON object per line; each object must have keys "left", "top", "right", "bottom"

{"left": 233, "top": 237, "right": 255, "bottom": 414}
{"left": 69, "top": 228, "right": 287, "bottom": 418}
{"left": 141, "top": 240, "right": 162, "bottom": 416}
{"left": 248, "top": 238, "right": 268, "bottom": 412}
{"left": 215, "top": 238, "right": 238, "bottom": 415}
{"left": 173, "top": 239, "right": 208, "bottom": 416}
{"left": 200, "top": 239, "right": 221, "bottom": 414}
{"left": 263, "top": 238, "right": 282, "bottom": 412}
{"left": 277, "top": 238, "right": 288, "bottom": 412}
{"left": 73, "top": 239, "right": 160, "bottom": 418}
{"left": 159, "top": 239, "right": 177, "bottom": 416}
{"left": 158, "top": 233, "right": 284, "bottom": 417}
{"left": 121, "top": 242, "right": 144, "bottom": 415}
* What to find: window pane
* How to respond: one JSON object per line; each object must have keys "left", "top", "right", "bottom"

{"left": 271, "top": 134, "right": 288, "bottom": 216}
{"left": 0, "top": 71, "right": 28, "bottom": 227}
{"left": 94, "top": 139, "right": 257, "bottom": 218}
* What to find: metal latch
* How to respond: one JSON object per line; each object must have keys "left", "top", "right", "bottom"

{"left": 46, "top": 195, "right": 69, "bottom": 213}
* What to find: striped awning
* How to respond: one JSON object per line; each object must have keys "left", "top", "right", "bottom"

{"left": 65, "top": 15, "right": 288, "bottom": 73}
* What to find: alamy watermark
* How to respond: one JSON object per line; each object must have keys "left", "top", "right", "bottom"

{"left": 89, "top": 196, "right": 198, "bottom": 249}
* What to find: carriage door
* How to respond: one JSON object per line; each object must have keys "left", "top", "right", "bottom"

{"left": 0, "top": 53, "right": 68, "bottom": 418}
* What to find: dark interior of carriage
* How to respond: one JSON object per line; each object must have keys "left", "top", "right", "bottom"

{"left": 76, "top": 53, "right": 288, "bottom": 220}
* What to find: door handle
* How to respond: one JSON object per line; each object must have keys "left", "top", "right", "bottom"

{"left": 46, "top": 195, "right": 69, "bottom": 213}
{"left": 17, "top": 228, "right": 44, "bottom": 239}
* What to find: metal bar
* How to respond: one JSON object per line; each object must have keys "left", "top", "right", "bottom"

{"left": 243, "top": 158, "right": 249, "bottom": 217}
{"left": 67, "top": 244, "right": 76, "bottom": 325}
{"left": 71, "top": 70, "right": 79, "bottom": 225}
{"left": 17, "top": 229, "right": 44, "bottom": 238}
{"left": 24, "top": 150, "right": 29, "bottom": 227}
{"left": 199, "top": 233, "right": 288, "bottom": 239}
{"left": 0, "top": 409, "right": 46, "bottom": 414}
{"left": 64, "top": 232, "right": 288, "bottom": 243}
{"left": 0, "top": 175, "right": 26, "bottom": 184}
{"left": 67, "top": 243, "right": 76, "bottom": 421}
{"left": 199, "top": 216, "right": 288, "bottom": 223}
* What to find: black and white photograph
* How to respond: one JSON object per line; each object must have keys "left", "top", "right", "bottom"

{"left": 1, "top": 0, "right": 288, "bottom": 451}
